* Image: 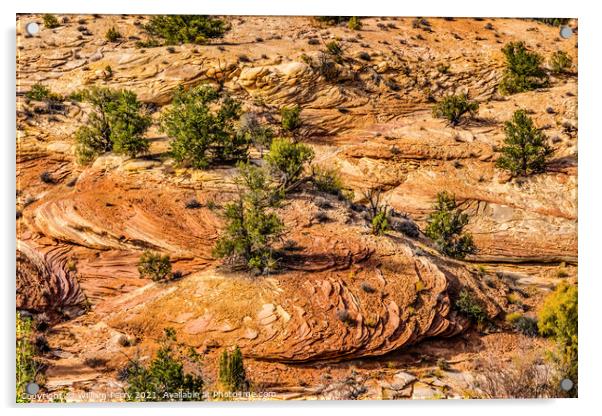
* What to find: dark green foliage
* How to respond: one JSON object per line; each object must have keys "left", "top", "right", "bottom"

{"left": 549, "top": 50, "right": 572, "bottom": 74}
{"left": 533, "top": 18, "right": 570, "bottom": 27}
{"left": 514, "top": 316, "right": 539, "bottom": 337}
{"left": 105, "top": 27, "right": 122, "bottom": 42}
{"left": 280, "top": 104, "right": 302, "bottom": 132}
{"left": 124, "top": 329, "right": 203, "bottom": 402}
{"left": 432, "top": 93, "right": 479, "bottom": 126}
{"left": 25, "top": 83, "right": 64, "bottom": 113}
{"left": 455, "top": 289, "right": 487, "bottom": 323}
{"left": 265, "top": 138, "right": 314, "bottom": 188}
{"left": 74, "top": 87, "right": 151, "bottom": 163}
{"left": 138, "top": 251, "right": 172, "bottom": 282}
{"left": 496, "top": 110, "right": 553, "bottom": 176}
{"left": 316, "top": 53, "right": 341, "bottom": 82}
{"left": 218, "top": 347, "right": 248, "bottom": 392}
{"left": 161, "top": 85, "right": 246, "bottom": 169}
{"left": 312, "top": 165, "right": 344, "bottom": 195}
{"left": 213, "top": 163, "right": 284, "bottom": 273}
{"left": 499, "top": 42, "right": 548, "bottom": 95}
{"left": 144, "top": 15, "right": 228, "bottom": 45}
{"left": 425, "top": 191, "right": 476, "bottom": 259}
{"left": 43, "top": 14, "right": 60, "bottom": 29}
{"left": 325, "top": 41, "right": 343, "bottom": 57}
{"left": 314, "top": 16, "right": 354, "bottom": 26}
{"left": 363, "top": 188, "right": 390, "bottom": 236}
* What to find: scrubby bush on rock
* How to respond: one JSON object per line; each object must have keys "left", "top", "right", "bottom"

{"left": 425, "top": 191, "right": 476, "bottom": 259}
{"left": 549, "top": 50, "right": 572, "bottom": 74}
{"left": 218, "top": 346, "right": 248, "bottom": 392}
{"left": 432, "top": 93, "right": 479, "bottom": 126}
{"left": 265, "top": 138, "right": 314, "bottom": 188}
{"left": 498, "top": 41, "right": 548, "bottom": 95}
{"left": 105, "top": 27, "right": 122, "bottom": 42}
{"left": 43, "top": 14, "right": 60, "bottom": 29}
{"left": 74, "top": 87, "right": 151, "bottom": 163}
{"left": 280, "top": 105, "right": 302, "bottom": 133}
{"left": 496, "top": 109, "right": 553, "bottom": 177}
{"left": 25, "top": 83, "right": 64, "bottom": 113}
{"left": 161, "top": 85, "right": 247, "bottom": 169}
{"left": 144, "top": 15, "right": 228, "bottom": 45}
{"left": 137, "top": 251, "right": 172, "bottom": 282}
{"left": 455, "top": 289, "right": 486, "bottom": 323}
{"left": 213, "top": 163, "right": 284, "bottom": 273}
{"left": 237, "top": 112, "right": 274, "bottom": 156}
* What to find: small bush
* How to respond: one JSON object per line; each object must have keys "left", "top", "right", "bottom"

{"left": 496, "top": 110, "right": 553, "bottom": 176}
{"left": 360, "top": 282, "right": 376, "bottom": 293}
{"left": 432, "top": 93, "right": 479, "bottom": 126}
{"left": 185, "top": 198, "right": 202, "bottom": 209}
{"left": 213, "top": 163, "right": 283, "bottom": 273}
{"left": 498, "top": 42, "right": 548, "bottom": 95}
{"left": 40, "top": 171, "right": 55, "bottom": 184}
{"left": 25, "top": 83, "right": 64, "bottom": 113}
{"left": 265, "top": 138, "right": 314, "bottom": 188}
{"left": 237, "top": 113, "right": 274, "bottom": 155}
{"left": 124, "top": 329, "right": 204, "bottom": 402}
{"left": 144, "top": 15, "right": 228, "bottom": 45}
{"left": 316, "top": 52, "right": 341, "bottom": 82}
{"left": 549, "top": 50, "right": 572, "bottom": 74}
{"left": 74, "top": 87, "right": 151, "bottom": 163}
{"left": 325, "top": 41, "right": 343, "bottom": 57}
{"left": 105, "top": 27, "right": 122, "bottom": 42}
{"left": 390, "top": 217, "right": 420, "bottom": 238}
{"left": 348, "top": 16, "right": 362, "bottom": 30}
{"left": 43, "top": 14, "right": 60, "bottom": 29}
{"left": 161, "top": 85, "right": 246, "bottom": 169}
{"left": 337, "top": 309, "right": 356, "bottom": 325}
{"left": 280, "top": 104, "right": 302, "bottom": 132}
{"left": 425, "top": 191, "right": 476, "bottom": 259}
{"left": 514, "top": 316, "right": 539, "bottom": 337}
{"left": 455, "top": 289, "right": 487, "bottom": 323}
{"left": 16, "top": 313, "right": 39, "bottom": 403}
{"left": 312, "top": 165, "right": 344, "bottom": 195}
{"left": 218, "top": 347, "right": 248, "bottom": 392}
{"left": 137, "top": 251, "right": 172, "bottom": 282}
{"left": 371, "top": 209, "right": 389, "bottom": 236}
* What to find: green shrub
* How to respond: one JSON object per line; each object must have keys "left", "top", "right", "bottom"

{"left": 432, "top": 93, "right": 479, "bottom": 126}
{"left": 25, "top": 83, "right": 64, "bottom": 113}
{"left": 514, "top": 316, "right": 539, "bottom": 337}
{"left": 533, "top": 18, "right": 570, "bottom": 27}
{"left": 237, "top": 113, "right": 274, "bottom": 155}
{"left": 138, "top": 251, "right": 172, "bottom": 282}
{"left": 312, "top": 165, "right": 344, "bottom": 195}
{"left": 124, "top": 329, "right": 203, "bottom": 401}
{"left": 161, "top": 85, "right": 246, "bottom": 169}
{"left": 371, "top": 209, "right": 389, "bottom": 236}
{"left": 280, "top": 105, "right": 302, "bottom": 132}
{"left": 549, "top": 50, "right": 572, "bottom": 74}
{"left": 265, "top": 138, "right": 314, "bottom": 188}
{"left": 538, "top": 282, "right": 577, "bottom": 396}
{"left": 16, "top": 313, "right": 39, "bottom": 403}
{"left": 498, "top": 42, "right": 548, "bottom": 95}
{"left": 144, "top": 15, "right": 228, "bottom": 45}
{"left": 325, "top": 41, "right": 343, "bottom": 57}
{"left": 455, "top": 289, "right": 487, "bottom": 323}
{"left": 43, "top": 14, "right": 60, "bottom": 29}
{"left": 316, "top": 53, "right": 341, "bottom": 82}
{"left": 314, "top": 16, "right": 353, "bottom": 26}
{"left": 105, "top": 27, "right": 122, "bottom": 42}
{"left": 74, "top": 87, "right": 151, "bottom": 163}
{"left": 213, "top": 163, "right": 284, "bottom": 273}
{"left": 496, "top": 110, "right": 553, "bottom": 176}
{"left": 425, "top": 191, "right": 476, "bottom": 259}
{"left": 348, "top": 17, "right": 362, "bottom": 30}
{"left": 218, "top": 347, "right": 248, "bottom": 392}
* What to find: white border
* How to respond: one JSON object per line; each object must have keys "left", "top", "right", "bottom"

{"left": 3, "top": 1, "right": 601, "bottom": 415}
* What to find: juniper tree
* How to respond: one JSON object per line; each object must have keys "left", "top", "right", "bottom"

{"left": 161, "top": 85, "right": 248, "bottom": 169}
{"left": 213, "top": 163, "right": 283, "bottom": 273}
{"left": 74, "top": 87, "right": 151, "bottom": 163}
{"left": 432, "top": 93, "right": 479, "bottom": 126}
{"left": 498, "top": 42, "right": 548, "bottom": 95}
{"left": 496, "top": 110, "right": 553, "bottom": 176}
{"left": 425, "top": 191, "right": 476, "bottom": 259}
{"left": 265, "top": 138, "right": 314, "bottom": 189}
{"left": 144, "top": 15, "right": 228, "bottom": 45}
{"left": 137, "top": 251, "right": 172, "bottom": 282}
{"left": 218, "top": 346, "right": 248, "bottom": 392}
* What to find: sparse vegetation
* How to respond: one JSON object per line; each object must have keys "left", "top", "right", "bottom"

{"left": 538, "top": 282, "right": 578, "bottom": 397}
{"left": 362, "top": 188, "right": 390, "bottom": 236}
{"left": 237, "top": 113, "right": 274, "bottom": 156}
{"left": 432, "top": 93, "right": 479, "bottom": 126}
{"left": 347, "top": 17, "right": 362, "bottom": 30}
{"left": 25, "top": 83, "right": 64, "bottom": 113}
{"left": 496, "top": 110, "right": 553, "bottom": 176}
{"left": 161, "top": 85, "right": 247, "bottom": 169}
{"left": 549, "top": 50, "right": 572, "bottom": 74}
{"left": 455, "top": 289, "right": 487, "bottom": 323}
{"left": 425, "top": 191, "right": 476, "bottom": 259}
{"left": 43, "top": 14, "right": 60, "bottom": 29}
{"left": 280, "top": 104, "right": 302, "bottom": 132}
{"left": 137, "top": 251, "right": 172, "bottom": 282}
{"left": 311, "top": 165, "right": 344, "bottom": 195}
{"left": 124, "top": 329, "right": 204, "bottom": 401}
{"left": 105, "top": 27, "right": 122, "bottom": 42}
{"left": 17, "top": 312, "right": 39, "bottom": 403}
{"left": 213, "top": 163, "right": 284, "bottom": 273}
{"left": 265, "top": 138, "right": 314, "bottom": 188}
{"left": 499, "top": 41, "right": 548, "bottom": 95}
{"left": 218, "top": 347, "right": 248, "bottom": 392}
{"left": 144, "top": 15, "right": 228, "bottom": 45}
{"left": 74, "top": 87, "right": 151, "bottom": 163}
